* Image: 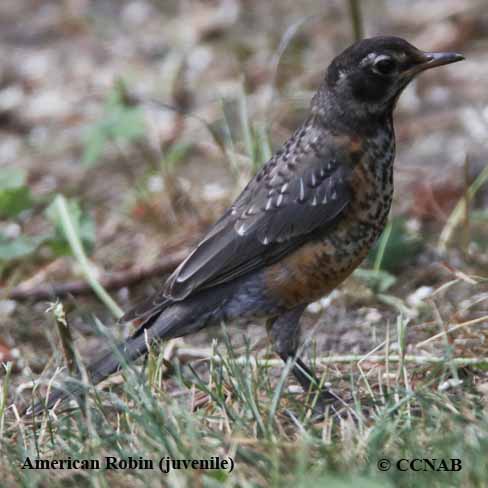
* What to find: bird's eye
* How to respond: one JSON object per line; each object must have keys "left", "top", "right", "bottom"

{"left": 372, "top": 56, "right": 397, "bottom": 75}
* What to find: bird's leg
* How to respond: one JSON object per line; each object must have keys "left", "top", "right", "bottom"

{"left": 266, "top": 306, "right": 340, "bottom": 411}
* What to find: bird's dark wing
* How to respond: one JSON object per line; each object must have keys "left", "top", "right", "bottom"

{"left": 121, "top": 121, "right": 354, "bottom": 325}
{"left": 162, "top": 122, "right": 353, "bottom": 300}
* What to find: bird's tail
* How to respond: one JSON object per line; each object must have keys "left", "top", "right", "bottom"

{"left": 25, "top": 301, "right": 201, "bottom": 416}
{"left": 25, "top": 329, "right": 151, "bottom": 416}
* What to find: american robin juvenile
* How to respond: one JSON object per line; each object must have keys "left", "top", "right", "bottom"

{"left": 29, "top": 36, "right": 463, "bottom": 415}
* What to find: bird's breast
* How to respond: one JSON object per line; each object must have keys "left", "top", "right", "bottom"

{"left": 265, "top": 128, "right": 395, "bottom": 308}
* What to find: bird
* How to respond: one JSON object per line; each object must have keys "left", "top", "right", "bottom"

{"left": 28, "top": 36, "right": 464, "bottom": 416}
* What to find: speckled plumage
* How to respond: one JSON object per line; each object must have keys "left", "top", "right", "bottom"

{"left": 30, "top": 37, "right": 464, "bottom": 415}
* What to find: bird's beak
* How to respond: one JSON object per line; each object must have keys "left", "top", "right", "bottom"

{"left": 402, "top": 51, "right": 465, "bottom": 78}
{"left": 420, "top": 51, "right": 465, "bottom": 69}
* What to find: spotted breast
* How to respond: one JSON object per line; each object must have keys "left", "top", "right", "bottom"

{"left": 264, "top": 121, "right": 396, "bottom": 308}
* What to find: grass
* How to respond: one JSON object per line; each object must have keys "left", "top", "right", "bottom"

{"left": 2, "top": 308, "right": 488, "bottom": 487}
{"left": 49, "top": 195, "right": 123, "bottom": 319}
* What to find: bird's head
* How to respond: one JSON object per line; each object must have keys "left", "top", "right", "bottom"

{"left": 321, "top": 36, "right": 464, "bottom": 122}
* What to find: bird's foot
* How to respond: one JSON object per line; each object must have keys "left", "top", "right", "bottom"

{"left": 302, "top": 386, "right": 346, "bottom": 421}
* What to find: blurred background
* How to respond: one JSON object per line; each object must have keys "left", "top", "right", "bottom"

{"left": 0, "top": 0, "right": 488, "bottom": 488}
{"left": 1, "top": 0, "right": 488, "bottom": 465}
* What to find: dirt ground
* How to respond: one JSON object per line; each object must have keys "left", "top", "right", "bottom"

{"left": 1, "top": 0, "right": 488, "bottom": 407}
